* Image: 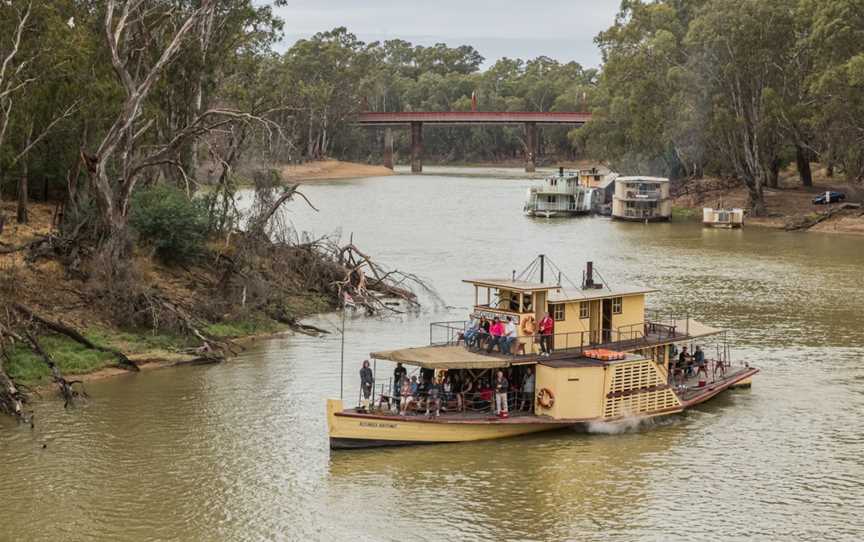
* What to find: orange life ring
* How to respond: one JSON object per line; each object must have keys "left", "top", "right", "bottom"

{"left": 520, "top": 316, "right": 536, "bottom": 335}
{"left": 537, "top": 388, "right": 555, "bottom": 409}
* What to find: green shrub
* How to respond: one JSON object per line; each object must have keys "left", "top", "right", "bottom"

{"left": 130, "top": 185, "right": 210, "bottom": 263}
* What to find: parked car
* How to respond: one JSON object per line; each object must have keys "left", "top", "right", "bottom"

{"left": 812, "top": 191, "right": 845, "bottom": 204}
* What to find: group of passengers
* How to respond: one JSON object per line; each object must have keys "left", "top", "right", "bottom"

{"left": 462, "top": 313, "right": 555, "bottom": 356}
{"left": 670, "top": 344, "right": 708, "bottom": 385}
{"left": 377, "top": 363, "right": 536, "bottom": 418}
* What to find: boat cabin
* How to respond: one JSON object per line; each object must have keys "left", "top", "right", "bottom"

{"left": 463, "top": 271, "right": 653, "bottom": 353}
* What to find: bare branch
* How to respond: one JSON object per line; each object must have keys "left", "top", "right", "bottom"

{"left": 10, "top": 101, "right": 79, "bottom": 166}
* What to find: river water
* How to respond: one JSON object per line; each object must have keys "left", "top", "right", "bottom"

{"left": 2, "top": 174, "right": 863, "bottom": 541}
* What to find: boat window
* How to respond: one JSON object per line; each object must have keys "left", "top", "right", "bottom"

{"left": 612, "top": 297, "right": 622, "bottom": 314}
{"left": 551, "top": 303, "right": 565, "bottom": 321}
{"left": 546, "top": 195, "right": 555, "bottom": 203}
{"left": 579, "top": 301, "right": 589, "bottom": 319}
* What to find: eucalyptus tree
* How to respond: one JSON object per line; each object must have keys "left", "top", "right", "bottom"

{"left": 581, "top": 0, "right": 697, "bottom": 178}
{"left": 80, "top": 0, "right": 284, "bottom": 266}
{"left": 805, "top": 0, "right": 864, "bottom": 182}
{"left": 683, "top": 0, "right": 797, "bottom": 215}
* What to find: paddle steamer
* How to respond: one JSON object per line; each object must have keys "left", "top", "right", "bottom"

{"left": 327, "top": 258, "right": 757, "bottom": 449}
{"left": 523, "top": 168, "right": 597, "bottom": 217}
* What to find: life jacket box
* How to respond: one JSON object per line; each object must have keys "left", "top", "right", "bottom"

{"left": 698, "top": 380, "right": 706, "bottom": 388}
{"left": 584, "top": 349, "right": 626, "bottom": 361}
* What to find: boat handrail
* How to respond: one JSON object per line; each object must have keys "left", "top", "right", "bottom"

{"left": 360, "top": 379, "right": 537, "bottom": 415}
{"left": 429, "top": 319, "right": 690, "bottom": 356}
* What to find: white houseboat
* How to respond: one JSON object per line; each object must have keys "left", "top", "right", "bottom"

{"left": 611, "top": 176, "right": 672, "bottom": 222}
{"left": 524, "top": 168, "right": 596, "bottom": 218}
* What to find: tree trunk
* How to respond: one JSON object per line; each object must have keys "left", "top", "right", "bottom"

{"left": 826, "top": 162, "right": 834, "bottom": 178}
{"left": 768, "top": 157, "right": 781, "bottom": 188}
{"left": 746, "top": 175, "right": 767, "bottom": 216}
{"left": 16, "top": 159, "right": 28, "bottom": 224}
{"left": 796, "top": 145, "right": 813, "bottom": 187}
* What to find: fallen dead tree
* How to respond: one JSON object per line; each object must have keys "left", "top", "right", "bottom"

{"left": 784, "top": 203, "right": 863, "bottom": 231}
{"left": 0, "top": 323, "right": 28, "bottom": 423}
{"left": 23, "top": 331, "right": 87, "bottom": 409}
{"left": 214, "top": 182, "right": 440, "bottom": 320}
{"left": 12, "top": 303, "right": 139, "bottom": 372}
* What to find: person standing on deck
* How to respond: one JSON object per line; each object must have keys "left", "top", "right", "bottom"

{"left": 359, "top": 360, "right": 374, "bottom": 412}
{"left": 502, "top": 317, "right": 517, "bottom": 355}
{"left": 494, "top": 370, "right": 509, "bottom": 417}
{"left": 393, "top": 362, "right": 407, "bottom": 411}
{"left": 520, "top": 367, "right": 535, "bottom": 412}
{"left": 426, "top": 375, "right": 443, "bottom": 418}
{"left": 539, "top": 312, "right": 555, "bottom": 356}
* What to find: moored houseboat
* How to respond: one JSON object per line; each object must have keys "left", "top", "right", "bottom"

{"left": 523, "top": 168, "right": 596, "bottom": 217}
{"left": 327, "top": 258, "right": 757, "bottom": 449}
{"left": 611, "top": 176, "right": 672, "bottom": 221}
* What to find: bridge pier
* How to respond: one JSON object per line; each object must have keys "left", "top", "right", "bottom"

{"left": 410, "top": 122, "right": 423, "bottom": 173}
{"left": 383, "top": 127, "right": 393, "bottom": 170}
{"left": 525, "top": 122, "right": 537, "bottom": 173}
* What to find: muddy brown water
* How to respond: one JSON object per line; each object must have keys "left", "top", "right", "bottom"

{"left": 2, "top": 174, "right": 863, "bottom": 541}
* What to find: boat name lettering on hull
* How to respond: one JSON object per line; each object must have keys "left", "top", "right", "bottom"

{"left": 359, "top": 421, "right": 398, "bottom": 429}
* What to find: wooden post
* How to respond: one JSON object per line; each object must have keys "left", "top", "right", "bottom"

{"left": 383, "top": 127, "right": 394, "bottom": 170}
{"left": 525, "top": 122, "right": 537, "bottom": 173}
{"left": 410, "top": 122, "right": 423, "bottom": 173}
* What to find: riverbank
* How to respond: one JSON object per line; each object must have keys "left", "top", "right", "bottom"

{"left": 0, "top": 200, "right": 332, "bottom": 390}
{"left": 280, "top": 159, "right": 394, "bottom": 182}
{"left": 672, "top": 169, "right": 864, "bottom": 234}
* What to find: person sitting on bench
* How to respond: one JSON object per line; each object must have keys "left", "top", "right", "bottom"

{"left": 399, "top": 376, "right": 414, "bottom": 415}
{"left": 486, "top": 318, "right": 505, "bottom": 353}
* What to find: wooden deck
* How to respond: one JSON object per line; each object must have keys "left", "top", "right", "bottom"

{"left": 675, "top": 365, "right": 758, "bottom": 404}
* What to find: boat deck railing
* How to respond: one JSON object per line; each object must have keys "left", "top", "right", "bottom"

{"left": 357, "top": 382, "right": 537, "bottom": 417}
{"left": 429, "top": 317, "right": 687, "bottom": 359}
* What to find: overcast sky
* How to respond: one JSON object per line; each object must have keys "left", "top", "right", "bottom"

{"left": 271, "top": 0, "right": 622, "bottom": 69}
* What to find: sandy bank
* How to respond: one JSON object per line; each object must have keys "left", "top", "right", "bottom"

{"left": 280, "top": 159, "right": 394, "bottom": 182}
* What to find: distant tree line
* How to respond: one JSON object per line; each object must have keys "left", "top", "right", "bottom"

{"left": 0, "top": 0, "right": 862, "bottom": 227}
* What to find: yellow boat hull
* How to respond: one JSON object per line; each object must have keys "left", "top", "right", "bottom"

{"left": 327, "top": 399, "right": 568, "bottom": 449}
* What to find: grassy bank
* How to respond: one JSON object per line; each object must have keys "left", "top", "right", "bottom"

{"left": 5, "top": 297, "right": 329, "bottom": 387}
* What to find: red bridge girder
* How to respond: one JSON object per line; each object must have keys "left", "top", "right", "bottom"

{"left": 356, "top": 111, "right": 591, "bottom": 125}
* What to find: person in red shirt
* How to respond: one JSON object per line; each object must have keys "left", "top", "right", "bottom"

{"left": 539, "top": 312, "right": 554, "bottom": 357}
{"left": 486, "top": 317, "right": 505, "bottom": 353}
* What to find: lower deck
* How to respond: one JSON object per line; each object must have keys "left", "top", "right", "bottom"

{"left": 334, "top": 366, "right": 758, "bottom": 426}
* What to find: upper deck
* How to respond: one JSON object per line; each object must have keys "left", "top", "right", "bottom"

{"left": 373, "top": 317, "right": 722, "bottom": 370}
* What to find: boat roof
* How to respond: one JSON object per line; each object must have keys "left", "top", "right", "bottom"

{"left": 616, "top": 176, "right": 670, "bottom": 183}
{"left": 371, "top": 345, "right": 523, "bottom": 370}
{"left": 463, "top": 278, "right": 558, "bottom": 292}
{"left": 547, "top": 285, "right": 658, "bottom": 302}
{"left": 464, "top": 278, "right": 657, "bottom": 300}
